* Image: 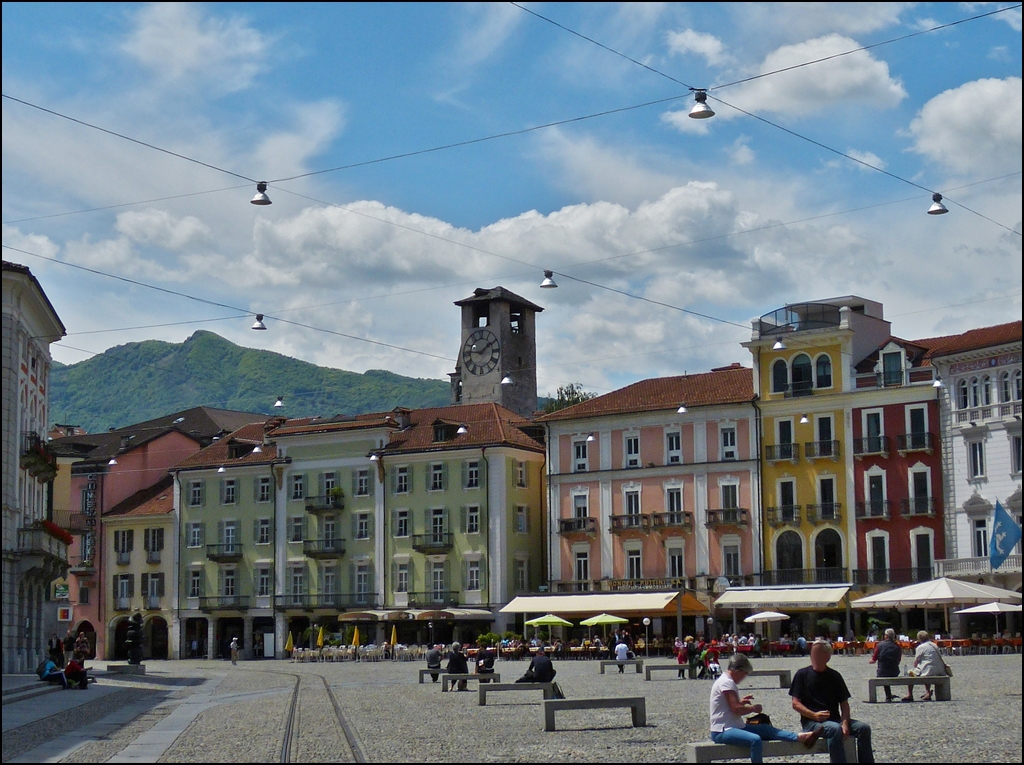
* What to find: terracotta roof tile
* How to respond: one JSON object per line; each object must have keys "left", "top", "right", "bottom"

{"left": 381, "top": 403, "right": 544, "bottom": 454}
{"left": 106, "top": 475, "right": 174, "bottom": 517}
{"left": 914, "top": 320, "right": 1022, "bottom": 360}
{"left": 272, "top": 413, "right": 397, "bottom": 437}
{"left": 175, "top": 422, "right": 281, "bottom": 470}
{"left": 536, "top": 366, "right": 754, "bottom": 422}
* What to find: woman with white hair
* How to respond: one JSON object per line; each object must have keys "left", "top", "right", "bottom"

{"left": 904, "top": 631, "right": 944, "bottom": 702}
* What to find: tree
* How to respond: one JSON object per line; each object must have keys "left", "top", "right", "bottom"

{"left": 543, "top": 383, "right": 596, "bottom": 413}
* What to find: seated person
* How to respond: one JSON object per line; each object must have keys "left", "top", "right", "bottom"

{"left": 425, "top": 644, "right": 443, "bottom": 683}
{"left": 516, "top": 647, "right": 556, "bottom": 684}
{"left": 476, "top": 649, "right": 495, "bottom": 683}
{"left": 446, "top": 642, "right": 470, "bottom": 690}
{"left": 38, "top": 658, "right": 68, "bottom": 689}
{"left": 65, "top": 652, "right": 89, "bottom": 690}
{"left": 710, "top": 654, "right": 820, "bottom": 763}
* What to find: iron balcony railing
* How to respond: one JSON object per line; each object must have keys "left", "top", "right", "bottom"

{"left": 274, "top": 593, "right": 372, "bottom": 610}
{"left": 303, "top": 538, "right": 346, "bottom": 558}
{"left": 199, "top": 596, "right": 250, "bottom": 612}
{"left": 407, "top": 591, "right": 459, "bottom": 608}
{"left": 609, "top": 514, "right": 652, "bottom": 532}
{"left": 558, "top": 517, "right": 597, "bottom": 534}
{"left": 758, "top": 568, "right": 846, "bottom": 586}
{"left": 206, "top": 543, "right": 244, "bottom": 562}
{"left": 114, "top": 597, "right": 132, "bottom": 611}
{"left": 767, "top": 505, "right": 801, "bottom": 526}
{"left": 305, "top": 494, "right": 345, "bottom": 513}
{"left": 855, "top": 500, "right": 892, "bottom": 520}
{"left": 116, "top": 551, "right": 131, "bottom": 566}
{"left": 852, "top": 568, "right": 934, "bottom": 587}
{"left": 706, "top": 508, "right": 750, "bottom": 527}
{"left": 896, "top": 432, "right": 933, "bottom": 453}
{"left": 853, "top": 436, "right": 889, "bottom": 457}
{"left": 411, "top": 533, "right": 454, "bottom": 553}
{"left": 807, "top": 503, "right": 842, "bottom": 523}
{"left": 805, "top": 440, "right": 840, "bottom": 460}
{"left": 554, "top": 580, "right": 600, "bottom": 593}
{"left": 765, "top": 444, "right": 800, "bottom": 462}
{"left": 900, "top": 497, "right": 937, "bottom": 517}
{"left": 652, "top": 511, "right": 694, "bottom": 531}
{"left": 146, "top": 549, "right": 162, "bottom": 564}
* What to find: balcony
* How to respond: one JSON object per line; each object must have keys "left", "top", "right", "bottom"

{"left": 113, "top": 596, "right": 132, "bottom": 612}
{"left": 407, "top": 591, "right": 459, "bottom": 608}
{"left": 758, "top": 303, "right": 842, "bottom": 337}
{"left": 16, "top": 525, "right": 69, "bottom": 580}
{"left": 610, "top": 514, "right": 652, "bottom": 533}
{"left": 67, "top": 512, "right": 96, "bottom": 534}
{"left": 116, "top": 551, "right": 131, "bottom": 566}
{"left": 855, "top": 500, "right": 892, "bottom": 520}
{"left": 807, "top": 503, "right": 842, "bottom": 523}
{"left": 896, "top": 432, "right": 933, "bottom": 455}
{"left": 935, "top": 555, "right": 1021, "bottom": 579}
{"left": 274, "top": 593, "right": 363, "bottom": 610}
{"left": 605, "top": 577, "right": 691, "bottom": 592}
{"left": 765, "top": 444, "right": 800, "bottom": 462}
{"left": 805, "top": 440, "right": 840, "bottom": 460}
{"left": 853, "top": 436, "right": 889, "bottom": 458}
{"left": 68, "top": 556, "right": 95, "bottom": 575}
{"left": 145, "top": 596, "right": 162, "bottom": 610}
{"left": 206, "top": 543, "right": 244, "bottom": 562}
{"left": 558, "top": 517, "right": 597, "bottom": 535}
{"left": 758, "top": 568, "right": 846, "bottom": 586}
{"left": 20, "top": 431, "right": 57, "bottom": 482}
{"left": 305, "top": 494, "right": 345, "bottom": 514}
{"left": 706, "top": 508, "right": 750, "bottom": 528}
{"left": 767, "top": 505, "right": 801, "bottom": 526}
{"left": 411, "top": 533, "right": 454, "bottom": 554}
{"left": 304, "top": 538, "right": 346, "bottom": 559}
{"left": 199, "top": 596, "right": 250, "bottom": 612}
{"left": 901, "top": 497, "right": 937, "bottom": 518}
{"left": 652, "top": 511, "right": 694, "bottom": 532}
{"left": 955, "top": 402, "right": 1021, "bottom": 425}
{"left": 146, "top": 549, "right": 162, "bottom": 564}
{"left": 554, "top": 580, "right": 600, "bottom": 593}
{"left": 852, "top": 568, "right": 934, "bottom": 587}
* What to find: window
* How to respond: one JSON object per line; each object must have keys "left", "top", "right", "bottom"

{"left": 723, "top": 544, "right": 740, "bottom": 577}
{"left": 625, "top": 490, "right": 641, "bottom": 518}
{"left": 515, "top": 461, "right": 527, "bottom": 488}
{"left": 257, "top": 518, "right": 271, "bottom": 545}
{"left": 515, "top": 505, "right": 528, "bottom": 533}
{"left": 221, "top": 478, "right": 236, "bottom": 505}
{"left": 666, "top": 431, "right": 681, "bottom": 464}
{"left": 291, "top": 474, "right": 305, "bottom": 500}
{"left": 958, "top": 380, "right": 969, "bottom": 410}
{"left": 721, "top": 484, "right": 739, "bottom": 510}
{"left": 222, "top": 568, "right": 236, "bottom": 597}
{"left": 667, "top": 487, "right": 682, "bottom": 515}
{"left": 668, "top": 547, "right": 684, "bottom": 579}
{"left": 429, "top": 562, "right": 445, "bottom": 599}
{"left": 79, "top": 586, "right": 90, "bottom": 605}
{"left": 289, "top": 516, "right": 304, "bottom": 543}
{"left": 431, "top": 508, "right": 445, "bottom": 538}
{"left": 355, "top": 469, "right": 370, "bottom": 497}
{"left": 322, "top": 565, "right": 337, "bottom": 596}
{"left": 981, "top": 376, "right": 992, "bottom": 406}
{"left": 516, "top": 559, "right": 528, "bottom": 592}
{"left": 396, "top": 466, "right": 409, "bottom": 494}
{"left": 257, "top": 567, "right": 271, "bottom": 597}
{"left": 221, "top": 521, "right": 237, "bottom": 550}
{"left": 791, "top": 354, "right": 812, "bottom": 394}
{"left": 1012, "top": 434, "right": 1022, "bottom": 476}
{"left": 574, "top": 440, "right": 588, "bottom": 472}
{"left": 291, "top": 566, "right": 305, "bottom": 597}
{"left": 882, "top": 352, "right": 903, "bottom": 387}
{"left": 323, "top": 515, "right": 337, "bottom": 541}
{"left": 721, "top": 428, "right": 737, "bottom": 461}
{"left": 144, "top": 527, "right": 164, "bottom": 553}
{"left": 1015, "top": 369, "right": 1023, "bottom": 401}
{"left": 574, "top": 551, "right": 590, "bottom": 583}
{"left": 189, "top": 570, "right": 202, "bottom": 598}
{"left": 395, "top": 510, "right": 409, "bottom": 538}
{"left": 625, "top": 435, "right": 640, "bottom": 468}
{"left": 777, "top": 419, "right": 794, "bottom": 460}
{"left": 573, "top": 494, "right": 588, "bottom": 518}
{"left": 257, "top": 476, "right": 272, "bottom": 503}
{"left": 395, "top": 562, "right": 409, "bottom": 593}
{"left": 430, "top": 463, "right": 445, "bottom": 491}
{"left": 972, "top": 519, "right": 988, "bottom": 558}
{"left": 466, "top": 506, "right": 480, "bottom": 534}
{"left": 188, "top": 522, "right": 203, "bottom": 548}
{"left": 356, "top": 513, "right": 370, "bottom": 540}
{"left": 815, "top": 354, "right": 832, "bottom": 388}
{"left": 772, "top": 359, "right": 788, "bottom": 393}
{"left": 114, "top": 530, "right": 133, "bottom": 563}
{"left": 465, "top": 461, "right": 480, "bottom": 489}
{"left": 467, "top": 560, "right": 481, "bottom": 591}
{"left": 626, "top": 549, "right": 642, "bottom": 579}
{"left": 971, "top": 378, "right": 981, "bottom": 407}
{"left": 189, "top": 480, "right": 203, "bottom": 507}
{"left": 323, "top": 471, "right": 336, "bottom": 497}
{"left": 1001, "top": 372, "right": 1012, "bottom": 403}
{"left": 969, "top": 441, "right": 986, "bottom": 479}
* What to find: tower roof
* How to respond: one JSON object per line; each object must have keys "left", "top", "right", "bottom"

{"left": 454, "top": 286, "right": 544, "bottom": 313}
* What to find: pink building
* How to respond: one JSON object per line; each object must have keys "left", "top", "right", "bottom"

{"left": 538, "top": 365, "right": 759, "bottom": 637}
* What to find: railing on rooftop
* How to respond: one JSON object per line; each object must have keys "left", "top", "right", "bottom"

{"left": 757, "top": 303, "right": 842, "bottom": 336}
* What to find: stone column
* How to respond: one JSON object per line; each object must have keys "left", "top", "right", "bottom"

{"left": 206, "top": 617, "right": 216, "bottom": 660}
{"left": 275, "top": 611, "right": 287, "bottom": 659}
{"left": 243, "top": 616, "right": 254, "bottom": 661}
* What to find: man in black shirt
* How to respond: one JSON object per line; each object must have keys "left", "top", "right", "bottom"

{"left": 867, "top": 628, "right": 902, "bottom": 702}
{"left": 447, "top": 642, "right": 470, "bottom": 690}
{"left": 516, "top": 647, "right": 557, "bottom": 684}
{"left": 790, "top": 640, "right": 874, "bottom": 763}
{"left": 425, "top": 644, "right": 443, "bottom": 683}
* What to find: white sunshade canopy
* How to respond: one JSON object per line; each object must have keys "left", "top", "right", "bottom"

{"left": 852, "top": 578, "right": 1022, "bottom": 609}
{"left": 953, "top": 602, "right": 1023, "bottom": 615}
{"left": 501, "top": 591, "right": 679, "bottom": 615}
{"left": 744, "top": 611, "right": 791, "bottom": 623}
{"left": 714, "top": 586, "right": 850, "bottom": 610}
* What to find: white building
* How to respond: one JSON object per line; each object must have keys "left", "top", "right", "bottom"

{"left": 2, "top": 261, "right": 67, "bottom": 673}
{"left": 930, "top": 320, "right": 1022, "bottom": 594}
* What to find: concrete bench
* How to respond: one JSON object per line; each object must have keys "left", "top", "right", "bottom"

{"left": 418, "top": 668, "right": 446, "bottom": 683}
{"left": 478, "top": 682, "right": 555, "bottom": 705}
{"left": 599, "top": 659, "right": 644, "bottom": 674}
{"left": 644, "top": 664, "right": 691, "bottom": 680}
{"left": 683, "top": 737, "right": 855, "bottom": 763}
{"left": 441, "top": 673, "right": 501, "bottom": 691}
{"left": 542, "top": 697, "right": 646, "bottom": 731}
{"left": 865, "top": 675, "right": 950, "bottom": 702}
{"left": 744, "top": 668, "right": 792, "bottom": 688}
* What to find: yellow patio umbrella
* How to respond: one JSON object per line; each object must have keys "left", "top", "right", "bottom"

{"left": 390, "top": 624, "right": 398, "bottom": 646}
{"left": 284, "top": 631, "right": 294, "bottom": 653}
{"left": 317, "top": 625, "right": 326, "bottom": 648}
{"left": 352, "top": 625, "right": 361, "bottom": 648}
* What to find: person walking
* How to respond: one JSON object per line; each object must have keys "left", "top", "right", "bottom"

{"left": 230, "top": 636, "right": 239, "bottom": 665}
{"left": 867, "top": 628, "right": 901, "bottom": 702}
{"left": 64, "top": 628, "right": 76, "bottom": 667}
{"left": 710, "top": 654, "right": 821, "bottom": 762}
{"left": 790, "top": 640, "right": 874, "bottom": 763}
{"left": 75, "top": 631, "right": 91, "bottom": 659}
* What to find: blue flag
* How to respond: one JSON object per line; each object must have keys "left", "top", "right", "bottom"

{"left": 990, "top": 500, "right": 1022, "bottom": 570}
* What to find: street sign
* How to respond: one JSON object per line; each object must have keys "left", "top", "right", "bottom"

{"left": 54, "top": 584, "right": 69, "bottom": 600}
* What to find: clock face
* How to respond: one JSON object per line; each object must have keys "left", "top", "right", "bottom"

{"left": 462, "top": 328, "right": 500, "bottom": 376}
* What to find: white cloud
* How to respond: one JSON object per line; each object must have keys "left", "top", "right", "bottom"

{"left": 845, "top": 149, "right": 887, "bottom": 171}
{"left": 908, "top": 77, "right": 1022, "bottom": 176}
{"left": 727, "top": 137, "right": 756, "bottom": 166}
{"left": 730, "top": 3, "right": 912, "bottom": 43}
{"left": 115, "top": 209, "right": 212, "bottom": 251}
{"left": 1, "top": 224, "right": 60, "bottom": 261}
{"left": 451, "top": 3, "right": 523, "bottom": 68}
{"left": 666, "top": 29, "right": 731, "bottom": 66}
{"left": 121, "top": 3, "right": 269, "bottom": 94}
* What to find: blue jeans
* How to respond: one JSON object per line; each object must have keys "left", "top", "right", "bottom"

{"left": 802, "top": 719, "right": 874, "bottom": 763}
{"left": 711, "top": 724, "right": 799, "bottom": 763}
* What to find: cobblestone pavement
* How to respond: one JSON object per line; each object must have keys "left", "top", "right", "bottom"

{"left": 2, "top": 653, "right": 1020, "bottom": 762}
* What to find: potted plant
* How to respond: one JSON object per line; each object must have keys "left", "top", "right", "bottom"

{"left": 328, "top": 486, "right": 345, "bottom": 508}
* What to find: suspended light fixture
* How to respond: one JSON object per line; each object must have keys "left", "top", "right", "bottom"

{"left": 108, "top": 457, "right": 118, "bottom": 466}
{"left": 252, "top": 444, "right": 263, "bottom": 454}
{"left": 457, "top": 425, "right": 469, "bottom": 435}
{"left": 252, "top": 314, "right": 267, "bottom": 331}
{"left": 799, "top": 414, "right": 809, "bottom": 424}
{"left": 932, "top": 377, "right": 944, "bottom": 388}
{"left": 677, "top": 404, "right": 687, "bottom": 414}
{"left": 540, "top": 270, "right": 558, "bottom": 288}
{"left": 251, "top": 181, "right": 272, "bottom": 206}
{"left": 772, "top": 339, "right": 786, "bottom": 351}
{"left": 927, "top": 193, "right": 948, "bottom": 215}
{"left": 688, "top": 89, "right": 715, "bottom": 119}
{"left": 500, "top": 376, "right": 513, "bottom": 385}
{"left": 586, "top": 433, "right": 596, "bottom": 442}
{"left": 369, "top": 453, "right": 380, "bottom": 462}
{"left": 274, "top": 396, "right": 284, "bottom": 408}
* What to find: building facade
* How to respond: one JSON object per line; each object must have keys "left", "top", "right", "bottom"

{"left": 2, "top": 261, "right": 67, "bottom": 673}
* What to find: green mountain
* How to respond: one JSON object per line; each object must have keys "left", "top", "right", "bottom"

{"left": 49, "top": 330, "right": 453, "bottom": 433}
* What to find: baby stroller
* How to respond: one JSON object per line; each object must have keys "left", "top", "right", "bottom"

{"left": 704, "top": 649, "right": 721, "bottom": 680}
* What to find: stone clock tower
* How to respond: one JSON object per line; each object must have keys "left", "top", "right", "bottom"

{"left": 450, "top": 287, "right": 542, "bottom": 418}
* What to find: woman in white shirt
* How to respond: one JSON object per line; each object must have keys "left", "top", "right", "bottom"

{"left": 903, "top": 631, "right": 945, "bottom": 702}
{"left": 709, "top": 654, "right": 821, "bottom": 762}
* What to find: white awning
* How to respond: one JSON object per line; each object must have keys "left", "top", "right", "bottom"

{"left": 713, "top": 586, "right": 851, "bottom": 610}
{"left": 501, "top": 591, "right": 685, "bottom": 615}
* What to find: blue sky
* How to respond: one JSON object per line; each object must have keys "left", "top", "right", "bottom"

{"left": 2, "top": 2, "right": 1021, "bottom": 402}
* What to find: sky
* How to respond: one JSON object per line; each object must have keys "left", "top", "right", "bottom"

{"left": 2, "top": 2, "right": 1022, "bottom": 405}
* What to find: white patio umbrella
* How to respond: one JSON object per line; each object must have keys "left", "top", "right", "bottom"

{"left": 954, "top": 602, "right": 1022, "bottom": 636}
{"left": 744, "top": 611, "right": 790, "bottom": 623}
{"left": 852, "top": 578, "right": 1021, "bottom": 634}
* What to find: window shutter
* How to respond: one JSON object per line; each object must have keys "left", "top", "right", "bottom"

{"left": 156, "top": 528, "right": 164, "bottom": 551}
{"left": 407, "top": 558, "right": 414, "bottom": 586}
{"left": 423, "top": 508, "right": 431, "bottom": 534}
{"left": 199, "top": 481, "right": 206, "bottom": 507}
{"left": 480, "top": 558, "right": 487, "bottom": 591}
{"left": 391, "top": 561, "right": 397, "bottom": 592}
{"left": 462, "top": 560, "right": 468, "bottom": 591}
{"left": 199, "top": 522, "right": 206, "bottom": 547}
{"left": 112, "top": 574, "right": 117, "bottom": 598}
{"left": 253, "top": 518, "right": 260, "bottom": 544}
{"left": 425, "top": 465, "right": 432, "bottom": 492}
{"left": 253, "top": 476, "right": 260, "bottom": 502}
{"left": 351, "top": 470, "right": 358, "bottom": 498}
{"left": 142, "top": 572, "right": 149, "bottom": 597}
{"left": 158, "top": 573, "right": 165, "bottom": 597}
{"left": 522, "top": 462, "right": 528, "bottom": 488}
{"left": 441, "top": 463, "right": 448, "bottom": 490}
{"left": 143, "top": 529, "right": 150, "bottom": 552}
{"left": 351, "top": 514, "right": 358, "bottom": 540}
{"left": 460, "top": 506, "right": 467, "bottom": 533}
{"left": 367, "top": 560, "right": 375, "bottom": 593}
{"left": 319, "top": 472, "right": 327, "bottom": 500}
{"left": 390, "top": 469, "right": 398, "bottom": 495}
{"left": 348, "top": 562, "right": 356, "bottom": 594}
{"left": 217, "top": 520, "right": 225, "bottom": 545}
{"left": 218, "top": 568, "right": 225, "bottom": 596}
{"left": 368, "top": 470, "right": 375, "bottom": 498}
{"left": 127, "top": 529, "right": 134, "bottom": 552}
{"left": 301, "top": 516, "right": 308, "bottom": 542}
{"left": 461, "top": 461, "right": 469, "bottom": 489}
{"left": 366, "top": 514, "right": 374, "bottom": 539}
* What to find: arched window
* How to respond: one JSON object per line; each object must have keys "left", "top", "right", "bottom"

{"left": 958, "top": 380, "right": 969, "bottom": 410}
{"left": 970, "top": 378, "right": 980, "bottom": 408}
{"left": 981, "top": 376, "right": 992, "bottom": 406}
{"left": 1002, "top": 372, "right": 1012, "bottom": 403}
{"left": 772, "top": 359, "right": 788, "bottom": 394}
{"left": 815, "top": 354, "right": 833, "bottom": 388}
{"left": 1015, "top": 369, "right": 1023, "bottom": 401}
{"left": 791, "top": 354, "right": 812, "bottom": 395}
{"left": 814, "top": 529, "right": 844, "bottom": 582}
{"left": 776, "top": 531, "right": 803, "bottom": 585}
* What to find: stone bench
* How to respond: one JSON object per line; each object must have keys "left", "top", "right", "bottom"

{"left": 441, "top": 673, "right": 501, "bottom": 691}
{"left": 644, "top": 664, "right": 691, "bottom": 680}
{"left": 744, "top": 668, "right": 792, "bottom": 688}
{"left": 542, "top": 696, "right": 646, "bottom": 731}
{"left": 478, "top": 682, "right": 555, "bottom": 705}
{"left": 418, "top": 668, "right": 446, "bottom": 683}
{"left": 683, "top": 737, "right": 855, "bottom": 763}
{"left": 599, "top": 659, "right": 644, "bottom": 674}
{"left": 865, "top": 675, "right": 951, "bottom": 702}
